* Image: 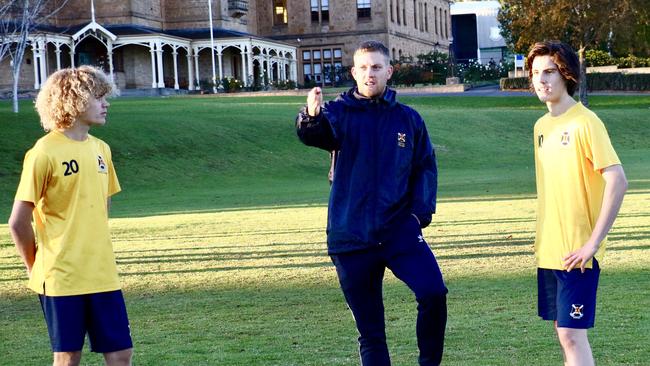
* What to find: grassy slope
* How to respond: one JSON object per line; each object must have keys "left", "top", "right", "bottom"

{"left": 2, "top": 95, "right": 649, "bottom": 220}
{"left": 0, "top": 95, "right": 649, "bottom": 365}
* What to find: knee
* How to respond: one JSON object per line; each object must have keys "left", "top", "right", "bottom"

{"left": 53, "top": 351, "right": 82, "bottom": 366}
{"left": 417, "top": 293, "right": 447, "bottom": 311}
{"left": 557, "top": 330, "right": 586, "bottom": 351}
{"left": 104, "top": 348, "right": 133, "bottom": 366}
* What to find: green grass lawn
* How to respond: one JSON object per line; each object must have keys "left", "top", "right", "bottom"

{"left": 0, "top": 94, "right": 649, "bottom": 365}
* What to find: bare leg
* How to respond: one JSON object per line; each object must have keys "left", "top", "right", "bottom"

{"left": 53, "top": 351, "right": 82, "bottom": 366}
{"left": 103, "top": 348, "right": 133, "bottom": 366}
{"left": 555, "top": 326, "right": 594, "bottom": 366}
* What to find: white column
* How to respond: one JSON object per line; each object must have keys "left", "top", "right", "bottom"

{"left": 107, "top": 41, "right": 114, "bottom": 83}
{"left": 70, "top": 44, "right": 75, "bottom": 67}
{"left": 55, "top": 44, "right": 62, "bottom": 70}
{"left": 149, "top": 42, "right": 157, "bottom": 88}
{"left": 32, "top": 44, "right": 40, "bottom": 89}
{"left": 172, "top": 48, "right": 179, "bottom": 89}
{"left": 240, "top": 48, "right": 247, "bottom": 86}
{"left": 246, "top": 51, "right": 253, "bottom": 86}
{"left": 217, "top": 51, "right": 223, "bottom": 81}
{"left": 186, "top": 49, "right": 194, "bottom": 91}
{"left": 193, "top": 49, "right": 200, "bottom": 88}
{"left": 38, "top": 40, "right": 47, "bottom": 88}
{"left": 290, "top": 59, "right": 297, "bottom": 84}
{"left": 264, "top": 53, "right": 270, "bottom": 84}
{"left": 156, "top": 42, "right": 164, "bottom": 88}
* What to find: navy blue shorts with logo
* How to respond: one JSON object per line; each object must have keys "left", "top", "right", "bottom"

{"left": 39, "top": 290, "right": 133, "bottom": 353}
{"left": 537, "top": 259, "right": 600, "bottom": 329}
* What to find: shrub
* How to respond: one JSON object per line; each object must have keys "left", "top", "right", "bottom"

{"left": 587, "top": 72, "right": 650, "bottom": 91}
{"left": 272, "top": 79, "right": 297, "bottom": 90}
{"left": 617, "top": 54, "right": 650, "bottom": 68}
{"left": 220, "top": 77, "right": 244, "bottom": 93}
{"left": 585, "top": 50, "right": 615, "bottom": 67}
{"left": 500, "top": 73, "right": 650, "bottom": 91}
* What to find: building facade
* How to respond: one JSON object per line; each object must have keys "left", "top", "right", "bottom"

{"left": 258, "top": 0, "right": 452, "bottom": 85}
{"left": 1, "top": 0, "right": 452, "bottom": 92}
{"left": 450, "top": 1, "right": 507, "bottom": 64}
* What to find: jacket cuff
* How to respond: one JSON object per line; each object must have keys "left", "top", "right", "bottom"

{"left": 298, "top": 106, "right": 323, "bottom": 125}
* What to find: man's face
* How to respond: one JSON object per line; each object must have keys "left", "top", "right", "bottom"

{"left": 78, "top": 95, "right": 110, "bottom": 127}
{"left": 531, "top": 55, "right": 569, "bottom": 104}
{"left": 351, "top": 51, "right": 393, "bottom": 98}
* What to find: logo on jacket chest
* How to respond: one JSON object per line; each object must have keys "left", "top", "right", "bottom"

{"left": 397, "top": 132, "right": 407, "bottom": 148}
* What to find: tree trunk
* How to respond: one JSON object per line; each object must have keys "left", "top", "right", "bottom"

{"left": 12, "top": 0, "right": 30, "bottom": 113}
{"left": 578, "top": 45, "right": 589, "bottom": 107}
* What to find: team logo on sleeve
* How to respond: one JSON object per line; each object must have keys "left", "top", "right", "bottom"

{"left": 97, "top": 155, "right": 108, "bottom": 173}
{"left": 561, "top": 131, "right": 571, "bottom": 146}
{"left": 537, "top": 134, "right": 544, "bottom": 148}
{"left": 397, "top": 133, "right": 406, "bottom": 147}
{"left": 569, "top": 304, "right": 584, "bottom": 319}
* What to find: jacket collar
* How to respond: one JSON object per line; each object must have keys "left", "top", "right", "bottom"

{"left": 339, "top": 86, "right": 397, "bottom": 108}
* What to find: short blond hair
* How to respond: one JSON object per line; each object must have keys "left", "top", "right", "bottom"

{"left": 34, "top": 66, "right": 117, "bottom": 131}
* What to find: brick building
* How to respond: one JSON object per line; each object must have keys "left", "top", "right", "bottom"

{"left": 261, "top": 0, "right": 452, "bottom": 85}
{"left": 1, "top": 0, "right": 451, "bottom": 92}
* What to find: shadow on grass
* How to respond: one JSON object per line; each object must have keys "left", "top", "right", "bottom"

{"left": 1, "top": 267, "right": 648, "bottom": 365}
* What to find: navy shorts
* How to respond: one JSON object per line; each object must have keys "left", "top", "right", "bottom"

{"left": 39, "top": 290, "right": 133, "bottom": 353}
{"left": 537, "top": 259, "right": 600, "bottom": 329}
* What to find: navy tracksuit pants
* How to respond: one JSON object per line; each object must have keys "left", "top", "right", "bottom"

{"left": 330, "top": 215, "right": 448, "bottom": 366}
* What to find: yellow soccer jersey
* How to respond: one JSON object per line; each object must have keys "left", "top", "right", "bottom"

{"left": 15, "top": 131, "right": 122, "bottom": 296}
{"left": 534, "top": 103, "right": 620, "bottom": 270}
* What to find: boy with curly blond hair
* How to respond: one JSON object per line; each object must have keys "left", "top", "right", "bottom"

{"left": 9, "top": 65, "right": 133, "bottom": 366}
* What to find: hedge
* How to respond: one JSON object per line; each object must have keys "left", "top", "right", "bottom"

{"left": 500, "top": 77, "right": 529, "bottom": 90}
{"left": 500, "top": 73, "right": 650, "bottom": 91}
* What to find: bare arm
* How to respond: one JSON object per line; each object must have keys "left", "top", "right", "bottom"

{"left": 8, "top": 200, "right": 36, "bottom": 276}
{"left": 563, "top": 164, "right": 628, "bottom": 272}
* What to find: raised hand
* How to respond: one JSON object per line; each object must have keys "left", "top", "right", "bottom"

{"left": 307, "top": 87, "right": 323, "bottom": 117}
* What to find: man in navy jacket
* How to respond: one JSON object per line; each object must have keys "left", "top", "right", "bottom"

{"left": 296, "top": 41, "right": 447, "bottom": 366}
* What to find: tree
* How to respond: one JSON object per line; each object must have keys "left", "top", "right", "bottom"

{"left": 1, "top": 0, "right": 69, "bottom": 113}
{"left": 498, "top": 0, "right": 646, "bottom": 106}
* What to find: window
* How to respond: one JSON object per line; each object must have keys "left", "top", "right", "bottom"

{"left": 273, "top": 0, "right": 288, "bottom": 25}
{"left": 311, "top": 0, "right": 319, "bottom": 22}
{"left": 311, "top": 0, "right": 329, "bottom": 23}
{"left": 444, "top": 10, "right": 448, "bottom": 39}
{"left": 419, "top": 3, "right": 424, "bottom": 31}
{"left": 313, "top": 50, "right": 321, "bottom": 59}
{"left": 303, "top": 50, "right": 311, "bottom": 60}
{"left": 322, "top": 0, "right": 329, "bottom": 22}
{"left": 392, "top": 48, "right": 396, "bottom": 60}
{"left": 324, "top": 62, "right": 332, "bottom": 83}
{"left": 357, "top": 0, "right": 371, "bottom": 19}
{"left": 390, "top": 0, "right": 394, "bottom": 22}
{"left": 424, "top": 3, "right": 428, "bottom": 32}
{"left": 333, "top": 48, "right": 342, "bottom": 58}
{"left": 402, "top": 0, "right": 406, "bottom": 26}
{"left": 434, "top": 6, "right": 438, "bottom": 35}
{"left": 396, "top": 0, "right": 400, "bottom": 24}
{"left": 314, "top": 63, "right": 322, "bottom": 82}
{"left": 334, "top": 62, "right": 342, "bottom": 81}
{"left": 413, "top": 0, "right": 417, "bottom": 29}
{"left": 323, "top": 49, "right": 332, "bottom": 59}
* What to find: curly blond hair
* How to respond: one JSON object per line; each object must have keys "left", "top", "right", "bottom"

{"left": 34, "top": 66, "right": 117, "bottom": 131}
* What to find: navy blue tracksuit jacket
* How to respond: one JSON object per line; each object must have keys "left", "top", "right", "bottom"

{"left": 296, "top": 87, "right": 438, "bottom": 254}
